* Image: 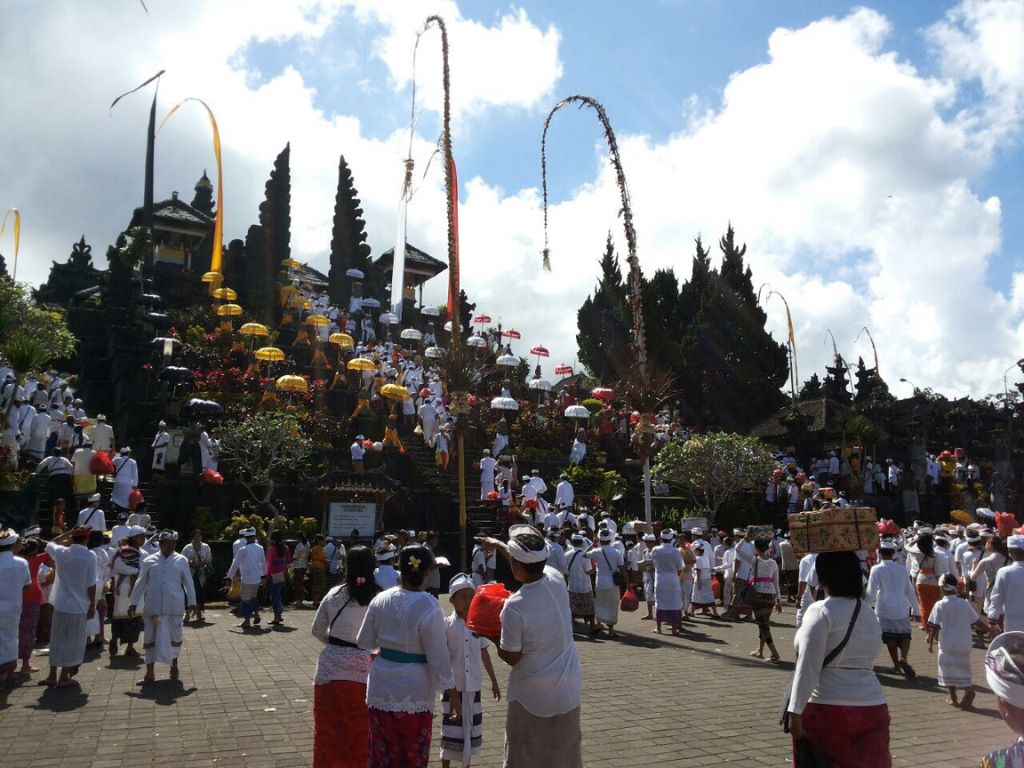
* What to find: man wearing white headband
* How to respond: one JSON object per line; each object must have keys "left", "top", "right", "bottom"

{"left": 129, "top": 530, "right": 195, "bottom": 686}
{"left": 476, "top": 526, "right": 582, "bottom": 768}
{"left": 651, "top": 529, "right": 685, "bottom": 635}
{"left": 983, "top": 632, "right": 1024, "bottom": 766}
{"left": 989, "top": 536, "right": 1024, "bottom": 634}
{"left": 0, "top": 529, "right": 30, "bottom": 686}
{"left": 373, "top": 547, "right": 399, "bottom": 590}
{"left": 226, "top": 528, "right": 266, "bottom": 630}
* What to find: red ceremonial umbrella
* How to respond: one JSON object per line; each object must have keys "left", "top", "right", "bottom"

{"left": 473, "top": 315, "right": 492, "bottom": 325}
{"left": 530, "top": 345, "right": 549, "bottom": 358}
{"left": 501, "top": 329, "right": 521, "bottom": 340}
{"left": 592, "top": 387, "right": 615, "bottom": 401}
{"left": 555, "top": 364, "right": 573, "bottom": 376}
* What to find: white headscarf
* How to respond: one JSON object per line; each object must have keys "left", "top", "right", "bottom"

{"left": 986, "top": 632, "right": 1024, "bottom": 709}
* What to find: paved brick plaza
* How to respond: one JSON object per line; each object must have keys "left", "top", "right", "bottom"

{"left": 0, "top": 602, "right": 1010, "bottom": 767}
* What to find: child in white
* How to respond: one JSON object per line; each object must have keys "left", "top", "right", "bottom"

{"left": 440, "top": 573, "right": 501, "bottom": 767}
{"left": 927, "top": 574, "right": 984, "bottom": 708}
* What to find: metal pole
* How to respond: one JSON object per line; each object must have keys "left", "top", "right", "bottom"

{"left": 643, "top": 457, "right": 652, "bottom": 531}
{"left": 458, "top": 432, "right": 468, "bottom": 570}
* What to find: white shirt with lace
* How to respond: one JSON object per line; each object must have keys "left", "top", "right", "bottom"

{"left": 311, "top": 584, "right": 373, "bottom": 686}
{"left": 356, "top": 586, "right": 455, "bottom": 713}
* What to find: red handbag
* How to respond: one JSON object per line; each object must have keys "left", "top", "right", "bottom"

{"left": 129, "top": 488, "right": 144, "bottom": 510}
{"left": 996, "top": 512, "right": 1019, "bottom": 538}
{"left": 90, "top": 452, "right": 114, "bottom": 475}
{"left": 619, "top": 586, "right": 639, "bottom": 612}
{"left": 466, "top": 583, "right": 511, "bottom": 639}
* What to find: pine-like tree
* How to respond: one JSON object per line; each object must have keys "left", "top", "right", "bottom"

{"left": 800, "top": 373, "right": 824, "bottom": 400}
{"left": 0, "top": 252, "right": 6, "bottom": 278}
{"left": 328, "top": 155, "right": 375, "bottom": 308}
{"left": 576, "top": 234, "right": 632, "bottom": 382}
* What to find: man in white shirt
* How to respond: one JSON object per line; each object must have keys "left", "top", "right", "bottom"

{"left": 479, "top": 449, "right": 497, "bottom": 499}
{"left": 418, "top": 398, "right": 438, "bottom": 447}
{"left": 225, "top": 528, "right": 266, "bottom": 630}
{"left": 350, "top": 435, "right": 366, "bottom": 474}
{"left": 26, "top": 402, "right": 51, "bottom": 461}
{"left": 88, "top": 414, "right": 115, "bottom": 454}
{"left": 989, "top": 536, "right": 1024, "bottom": 633}
{"left": 725, "top": 528, "right": 756, "bottom": 620}
{"left": 0, "top": 529, "right": 31, "bottom": 686}
{"left": 545, "top": 529, "right": 568, "bottom": 576}
{"left": 484, "top": 526, "right": 583, "bottom": 768}
{"left": 151, "top": 421, "right": 170, "bottom": 472}
{"left": 129, "top": 530, "right": 196, "bottom": 685}
{"left": 76, "top": 492, "right": 106, "bottom": 534}
{"left": 866, "top": 542, "right": 919, "bottom": 677}
{"left": 43, "top": 527, "right": 97, "bottom": 687}
{"left": 111, "top": 447, "right": 139, "bottom": 511}
{"left": 324, "top": 536, "right": 346, "bottom": 591}
{"left": 795, "top": 552, "right": 819, "bottom": 627}
{"left": 554, "top": 473, "right": 575, "bottom": 510}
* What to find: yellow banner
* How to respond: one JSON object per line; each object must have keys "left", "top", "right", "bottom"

{"left": 1, "top": 208, "right": 20, "bottom": 281}
{"left": 159, "top": 99, "right": 224, "bottom": 284}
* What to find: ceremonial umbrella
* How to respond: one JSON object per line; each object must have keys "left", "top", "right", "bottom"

{"left": 555, "top": 364, "right": 574, "bottom": 376}
{"left": 420, "top": 306, "right": 440, "bottom": 317}
{"left": 444, "top": 321, "right": 462, "bottom": 333}
{"left": 158, "top": 366, "right": 193, "bottom": 383}
{"left": 328, "top": 332, "right": 354, "bottom": 348}
{"left": 216, "top": 303, "right": 243, "bottom": 317}
{"left": 151, "top": 337, "right": 181, "bottom": 349}
{"left": 211, "top": 287, "right": 237, "bottom": 301}
{"left": 400, "top": 328, "right": 423, "bottom": 342}
{"left": 144, "top": 312, "right": 171, "bottom": 329}
{"left": 489, "top": 396, "right": 519, "bottom": 412}
{"left": 276, "top": 374, "right": 309, "bottom": 394}
{"left": 496, "top": 354, "right": 518, "bottom": 367}
{"left": 346, "top": 268, "right": 364, "bottom": 279}
{"left": 472, "top": 315, "right": 492, "bottom": 325}
{"left": 379, "top": 312, "right": 400, "bottom": 325}
{"left": 281, "top": 258, "right": 303, "bottom": 269}
{"left": 501, "top": 329, "right": 521, "bottom": 340}
{"left": 528, "top": 378, "right": 552, "bottom": 392}
{"left": 380, "top": 383, "right": 410, "bottom": 401}
{"left": 200, "top": 271, "right": 223, "bottom": 286}
{"left": 239, "top": 322, "right": 270, "bottom": 337}
{"left": 529, "top": 345, "right": 549, "bottom": 360}
{"left": 137, "top": 293, "right": 164, "bottom": 306}
{"left": 424, "top": 346, "right": 446, "bottom": 359}
{"left": 466, "top": 335, "right": 487, "bottom": 349}
{"left": 360, "top": 298, "right": 381, "bottom": 309}
{"left": 347, "top": 357, "right": 377, "bottom": 372}
{"left": 186, "top": 398, "right": 223, "bottom": 416}
{"left": 254, "top": 346, "right": 285, "bottom": 362}
{"left": 591, "top": 387, "right": 615, "bottom": 401}
{"left": 304, "top": 314, "right": 329, "bottom": 328}
{"left": 564, "top": 404, "right": 591, "bottom": 420}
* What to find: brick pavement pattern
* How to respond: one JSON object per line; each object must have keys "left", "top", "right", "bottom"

{"left": 0, "top": 603, "right": 1010, "bottom": 767}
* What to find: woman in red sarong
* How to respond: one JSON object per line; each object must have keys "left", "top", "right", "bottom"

{"left": 787, "top": 551, "right": 891, "bottom": 768}
{"left": 310, "top": 546, "right": 380, "bottom": 768}
{"left": 910, "top": 532, "right": 941, "bottom": 630}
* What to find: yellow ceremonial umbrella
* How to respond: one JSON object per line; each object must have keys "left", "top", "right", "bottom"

{"left": 212, "top": 287, "right": 237, "bottom": 301}
{"left": 304, "top": 314, "right": 329, "bottom": 328}
{"left": 255, "top": 346, "right": 285, "bottom": 362}
{"left": 281, "top": 258, "right": 303, "bottom": 269}
{"left": 276, "top": 374, "right": 309, "bottom": 394}
{"left": 380, "top": 383, "right": 410, "bottom": 401}
{"left": 347, "top": 357, "right": 377, "bottom": 372}
{"left": 216, "top": 303, "right": 243, "bottom": 317}
{"left": 287, "top": 296, "right": 312, "bottom": 310}
{"left": 201, "top": 271, "right": 223, "bottom": 285}
{"left": 240, "top": 322, "right": 270, "bottom": 337}
{"left": 328, "top": 332, "right": 354, "bottom": 348}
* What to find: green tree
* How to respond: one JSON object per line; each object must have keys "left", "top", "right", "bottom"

{"left": 653, "top": 432, "right": 776, "bottom": 523}
{"left": 576, "top": 234, "right": 632, "bottom": 382}
{"left": 800, "top": 373, "right": 824, "bottom": 400}
{"left": 216, "top": 412, "right": 312, "bottom": 525}
{"left": 0, "top": 278, "right": 78, "bottom": 379}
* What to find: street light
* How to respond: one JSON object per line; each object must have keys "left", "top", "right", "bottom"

{"left": 1003, "top": 359, "right": 1024, "bottom": 403}
{"left": 899, "top": 377, "right": 917, "bottom": 395}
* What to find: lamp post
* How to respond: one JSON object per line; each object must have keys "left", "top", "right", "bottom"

{"left": 899, "top": 377, "right": 918, "bottom": 395}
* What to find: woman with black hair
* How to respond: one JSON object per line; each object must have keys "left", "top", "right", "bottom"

{"left": 750, "top": 537, "right": 782, "bottom": 661}
{"left": 266, "top": 530, "right": 291, "bottom": 626}
{"left": 787, "top": 551, "right": 890, "bottom": 767}
{"left": 311, "top": 545, "right": 380, "bottom": 768}
{"left": 909, "top": 531, "right": 940, "bottom": 630}
{"left": 357, "top": 545, "right": 459, "bottom": 768}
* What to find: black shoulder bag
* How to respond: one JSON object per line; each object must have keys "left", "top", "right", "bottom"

{"left": 780, "top": 598, "right": 862, "bottom": 734}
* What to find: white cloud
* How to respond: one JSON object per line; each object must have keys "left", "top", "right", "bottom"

{"left": 2, "top": 0, "right": 1022, "bottom": 400}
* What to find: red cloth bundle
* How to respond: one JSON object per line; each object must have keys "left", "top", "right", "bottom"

{"left": 129, "top": 488, "right": 145, "bottom": 510}
{"left": 466, "top": 583, "right": 511, "bottom": 639}
{"left": 90, "top": 452, "right": 114, "bottom": 475}
{"left": 877, "top": 518, "right": 900, "bottom": 536}
{"left": 996, "top": 512, "right": 1019, "bottom": 538}
{"left": 619, "top": 586, "right": 639, "bottom": 612}
{"left": 200, "top": 469, "right": 224, "bottom": 485}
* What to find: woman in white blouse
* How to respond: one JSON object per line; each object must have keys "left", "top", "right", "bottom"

{"left": 787, "top": 551, "right": 890, "bottom": 768}
{"left": 750, "top": 538, "right": 781, "bottom": 661}
{"left": 356, "top": 545, "right": 460, "bottom": 768}
{"left": 311, "top": 545, "right": 380, "bottom": 768}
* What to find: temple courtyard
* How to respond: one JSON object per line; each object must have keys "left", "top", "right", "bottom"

{"left": 0, "top": 601, "right": 1009, "bottom": 767}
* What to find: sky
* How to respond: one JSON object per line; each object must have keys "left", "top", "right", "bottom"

{"left": 1, "top": 0, "right": 1022, "bottom": 398}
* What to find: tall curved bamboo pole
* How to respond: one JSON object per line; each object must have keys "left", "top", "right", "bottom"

{"left": 542, "top": 95, "right": 648, "bottom": 384}
{"left": 0, "top": 208, "right": 20, "bottom": 281}
{"left": 423, "top": 15, "right": 467, "bottom": 569}
{"left": 856, "top": 326, "right": 880, "bottom": 376}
